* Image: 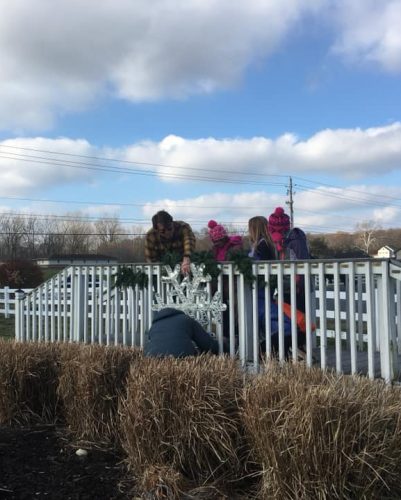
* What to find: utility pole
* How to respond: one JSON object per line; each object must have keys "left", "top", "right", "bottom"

{"left": 286, "top": 176, "right": 294, "bottom": 228}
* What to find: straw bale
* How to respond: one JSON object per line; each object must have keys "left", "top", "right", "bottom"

{"left": 119, "top": 355, "right": 248, "bottom": 493}
{"left": 0, "top": 340, "right": 61, "bottom": 424}
{"left": 57, "top": 344, "right": 141, "bottom": 446}
{"left": 242, "top": 362, "right": 401, "bottom": 499}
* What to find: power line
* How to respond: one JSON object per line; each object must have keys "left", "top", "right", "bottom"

{"left": 0, "top": 194, "right": 282, "bottom": 211}
{"left": 293, "top": 176, "right": 401, "bottom": 204}
{"left": 2, "top": 186, "right": 400, "bottom": 215}
{"left": 0, "top": 209, "right": 399, "bottom": 233}
{"left": 295, "top": 184, "right": 401, "bottom": 209}
{"left": 3, "top": 143, "right": 401, "bottom": 204}
{"left": 0, "top": 152, "right": 288, "bottom": 187}
{"left": 0, "top": 146, "right": 288, "bottom": 187}
{"left": 0, "top": 143, "right": 289, "bottom": 178}
{"left": 2, "top": 145, "right": 401, "bottom": 208}
{"left": 296, "top": 208, "right": 374, "bottom": 225}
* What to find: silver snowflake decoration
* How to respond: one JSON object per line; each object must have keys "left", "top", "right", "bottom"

{"left": 152, "top": 263, "right": 226, "bottom": 326}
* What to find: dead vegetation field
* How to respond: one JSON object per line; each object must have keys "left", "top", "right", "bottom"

{"left": 1, "top": 341, "right": 401, "bottom": 499}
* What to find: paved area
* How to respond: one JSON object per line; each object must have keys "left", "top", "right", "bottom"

{"left": 313, "top": 347, "right": 401, "bottom": 381}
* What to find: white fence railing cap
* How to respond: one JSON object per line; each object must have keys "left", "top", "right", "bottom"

{"left": 389, "top": 260, "right": 401, "bottom": 281}
{"left": 12, "top": 258, "right": 401, "bottom": 306}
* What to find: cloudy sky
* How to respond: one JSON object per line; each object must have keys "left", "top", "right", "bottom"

{"left": 1, "top": 0, "right": 401, "bottom": 235}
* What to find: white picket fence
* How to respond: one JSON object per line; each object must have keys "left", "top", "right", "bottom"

{"left": 0, "top": 287, "right": 33, "bottom": 318}
{"left": 13, "top": 258, "right": 401, "bottom": 382}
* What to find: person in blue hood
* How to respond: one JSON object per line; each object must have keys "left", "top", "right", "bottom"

{"left": 144, "top": 307, "right": 219, "bottom": 358}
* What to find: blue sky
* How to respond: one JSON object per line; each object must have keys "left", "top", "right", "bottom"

{"left": 1, "top": 0, "right": 401, "bottom": 235}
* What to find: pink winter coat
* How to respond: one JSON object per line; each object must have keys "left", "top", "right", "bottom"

{"left": 212, "top": 235, "right": 242, "bottom": 261}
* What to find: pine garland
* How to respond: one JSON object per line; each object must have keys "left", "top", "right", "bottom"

{"left": 191, "top": 251, "right": 221, "bottom": 280}
{"left": 161, "top": 250, "right": 258, "bottom": 284}
{"left": 114, "top": 253, "right": 258, "bottom": 288}
{"left": 113, "top": 266, "right": 149, "bottom": 290}
{"left": 161, "top": 251, "right": 221, "bottom": 279}
{"left": 226, "top": 250, "right": 256, "bottom": 284}
{"left": 161, "top": 251, "right": 182, "bottom": 270}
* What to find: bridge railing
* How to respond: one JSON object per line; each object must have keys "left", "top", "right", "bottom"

{"left": 14, "top": 258, "right": 401, "bottom": 382}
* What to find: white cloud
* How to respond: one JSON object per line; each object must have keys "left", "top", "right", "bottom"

{"left": 122, "top": 123, "right": 401, "bottom": 179}
{"left": 331, "top": 0, "right": 401, "bottom": 72}
{"left": 143, "top": 191, "right": 280, "bottom": 220}
{"left": 80, "top": 206, "right": 122, "bottom": 218}
{"left": 0, "top": 137, "right": 94, "bottom": 195}
{"left": 0, "top": 0, "right": 321, "bottom": 130}
{"left": 2, "top": 123, "right": 401, "bottom": 196}
{"left": 1, "top": 0, "right": 400, "bottom": 130}
{"left": 1, "top": 130, "right": 401, "bottom": 232}
{"left": 295, "top": 185, "right": 401, "bottom": 231}
{"left": 142, "top": 184, "right": 401, "bottom": 233}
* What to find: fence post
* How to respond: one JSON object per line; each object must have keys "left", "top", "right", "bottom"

{"left": 73, "top": 267, "right": 85, "bottom": 342}
{"left": 14, "top": 289, "right": 26, "bottom": 342}
{"left": 4, "top": 286, "right": 10, "bottom": 318}
{"left": 378, "top": 261, "right": 395, "bottom": 382}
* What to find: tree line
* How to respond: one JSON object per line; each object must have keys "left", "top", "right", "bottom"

{"left": 309, "top": 222, "right": 401, "bottom": 258}
{"left": 0, "top": 213, "right": 399, "bottom": 262}
{"left": 0, "top": 213, "right": 145, "bottom": 261}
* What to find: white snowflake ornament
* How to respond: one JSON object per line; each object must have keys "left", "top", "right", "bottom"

{"left": 152, "top": 263, "right": 226, "bottom": 326}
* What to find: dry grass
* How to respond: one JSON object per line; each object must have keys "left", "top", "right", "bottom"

{"left": 119, "top": 355, "right": 249, "bottom": 497}
{"left": 242, "top": 361, "right": 401, "bottom": 499}
{"left": 0, "top": 315, "right": 15, "bottom": 340}
{"left": 3, "top": 342, "right": 401, "bottom": 498}
{"left": 57, "top": 343, "right": 140, "bottom": 446}
{"left": 0, "top": 340, "right": 61, "bottom": 424}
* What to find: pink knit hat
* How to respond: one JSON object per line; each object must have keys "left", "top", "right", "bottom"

{"left": 268, "top": 207, "right": 290, "bottom": 234}
{"left": 208, "top": 220, "right": 227, "bottom": 242}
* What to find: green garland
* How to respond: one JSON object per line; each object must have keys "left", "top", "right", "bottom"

{"left": 114, "top": 253, "right": 259, "bottom": 289}
{"left": 161, "top": 251, "right": 221, "bottom": 279}
{"left": 191, "top": 251, "right": 221, "bottom": 280}
{"left": 113, "top": 266, "right": 149, "bottom": 290}
{"left": 226, "top": 250, "right": 256, "bottom": 284}
{"left": 161, "top": 251, "right": 182, "bottom": 270}
{"left": 161, "top": 250, "right": 257, "bottom": 284}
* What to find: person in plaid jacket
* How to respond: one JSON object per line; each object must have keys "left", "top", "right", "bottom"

{"left": 145, "top": 210, "right": 196, "bottom": 274}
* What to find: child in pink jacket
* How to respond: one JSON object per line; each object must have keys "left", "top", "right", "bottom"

{"left": 208, "top": 220, "right": 242, "bottom": 261}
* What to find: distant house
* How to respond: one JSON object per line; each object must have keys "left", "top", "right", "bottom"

{"left": 35, "top": 254, "right": 118, "bottom": 268}
{"left": 374, "top": 246, "right": 399, "bottom": 259}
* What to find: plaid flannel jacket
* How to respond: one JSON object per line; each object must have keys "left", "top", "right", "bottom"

{"left": 144, "top": 221, "right": 196, "bottom": 262}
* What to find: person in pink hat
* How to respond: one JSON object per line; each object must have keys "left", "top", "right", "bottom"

{"left": 207, "top": 220, "right": 242, "bottom": 261}
{"left": 207, "top": 219, "right": 242, "bottom": 347}
{"left": 268, "top": 206, "right": 311, "bottom": 359}
{"left": 268, "top": 207, "right": 310, "bottom": 262}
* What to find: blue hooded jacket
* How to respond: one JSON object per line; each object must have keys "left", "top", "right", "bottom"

{"left": 144, "top": 308, "right": 219, "bottom": 358}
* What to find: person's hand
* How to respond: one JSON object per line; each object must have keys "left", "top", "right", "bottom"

{"left": 181, "top": 256, "right": 191, "bottom": 274}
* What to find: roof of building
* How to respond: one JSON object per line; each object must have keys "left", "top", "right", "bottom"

{"left": 36, "top": 254, "right": 117, "bottom": 261}
{"left": 378, "top": 245, "right": 395, "bottom": 251}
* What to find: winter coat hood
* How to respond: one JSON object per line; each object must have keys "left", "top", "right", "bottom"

{"left": 213, "top": 235, "right": 242, "bottom": 261}
{"left": 152, "top": 308, "right": 185, "bottom": 323}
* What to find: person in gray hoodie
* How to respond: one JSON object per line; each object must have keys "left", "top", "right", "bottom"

{"left": 144, "top": 307, "right": 219, "bottom": 358}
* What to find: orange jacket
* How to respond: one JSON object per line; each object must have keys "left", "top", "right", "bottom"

{"left": 282, "top": 302, "right": 316, "bottom": 333}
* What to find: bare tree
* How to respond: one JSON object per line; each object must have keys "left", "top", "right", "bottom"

{"left": 23, "top": 215, "right": 40, "bottom": 258}
{"left": 62, "top": 214, "right": 94, "bottom": 254}
{"left": 131, "top": 225, "right": 146, "bottom": 261}
{"left": 0, "top": 213, "right": 27, "bottom": 259}
{"left": 355, "top": 220, "right": 381, "bottom": 256}
{"left": 94, "top": 215, "right": 123, "bottom": 247}
{"left": 36, "top": 217, "right": 66, "bottom": 257}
